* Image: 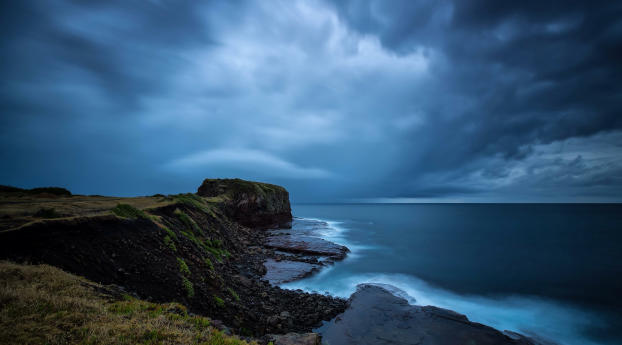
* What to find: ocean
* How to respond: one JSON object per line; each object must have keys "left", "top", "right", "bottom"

{"left": 280, "top": 204, "right": 622, "bottom": 345}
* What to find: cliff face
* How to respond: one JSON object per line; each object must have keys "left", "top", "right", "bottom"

{"left": 0, "top": 179, "right": 343, "bottom": 337}
{"left": 197, "top": 178, "right": 292, "bottom": 228}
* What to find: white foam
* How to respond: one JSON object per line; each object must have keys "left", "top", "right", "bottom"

{"left": 285, "top": 217, "right": 609, "bottom": 345}
{"left": 283, "top": 272, "right": 606, "bottom": 345}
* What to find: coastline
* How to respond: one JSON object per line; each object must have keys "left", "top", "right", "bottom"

{"left": 0, "top": 179, "right": 551, "bottom": 344}
{"left": 277, "top": 216, "right": 547, "bottom": 345}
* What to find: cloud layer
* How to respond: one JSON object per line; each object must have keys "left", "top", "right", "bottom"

{"left": 1, "top": 0, "right": 621, "bottom": 201}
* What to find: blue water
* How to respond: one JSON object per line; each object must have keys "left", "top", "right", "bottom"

{"left": 281, "top": 204, "right": 622, "bottom": 345}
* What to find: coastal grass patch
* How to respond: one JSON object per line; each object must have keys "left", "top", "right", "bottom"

{"left": 227, "top": 288, "right": 240, "bottom": 302}
{"left": 213, "top": 296, "right": 225, "bottom": 308}
{"left": 182, "top": 276, "right": 195, "bottom": 298}
{"left": 164, "top": 235, "right": 177, "bottom": 252}
{"left": 172, "top": 193, "right": 222, "bottom": 220}
{"left": 160, "top": 224, "right": 178, "bottom": 241}
{"left": 177, "top": 257, "right": 191, "bottom": 276}
{"left": 111, "top": 203, "right": 148, "bottom": 220}
{"left": 0, "top": 261, "right": 254, "bottom": 345}
{"left": 204, "top": 257, "right": 214, "bottom": 271}
{"left": 174, "top": 208, "right": 204, "bottom": 236}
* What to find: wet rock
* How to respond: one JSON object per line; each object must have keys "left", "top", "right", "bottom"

{"left": 318, "top": 284, "right": 539, "bottom": 345}
{"left": 269, "top": 332, "right": 320, "bottom": 345}
{"left": 263, "top": 258, "right": 321, "bottom": 285}
{"left": 265, "top": 235, "right": 348, "bottom": 259}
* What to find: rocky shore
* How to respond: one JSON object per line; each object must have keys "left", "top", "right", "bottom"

{"left": 0, "top": 178, "right": 545, "bottom": 345}
{"left": 319, "top": 285, "right": 543, "bottom": 345}
{"left": 0, "top": 179, "right": 346, "bottom": 343}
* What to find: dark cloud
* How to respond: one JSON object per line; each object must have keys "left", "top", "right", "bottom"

{"left": 1, "top": 0, "right": 621, "bottom": 201}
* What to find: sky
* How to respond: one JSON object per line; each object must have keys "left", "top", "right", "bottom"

{"left": 1, "top": 0, "right": 621, "bottom": 202}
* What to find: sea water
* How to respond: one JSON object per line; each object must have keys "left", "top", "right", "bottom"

{"left": 281, "top": 204, "right": 622, "bottom": 345}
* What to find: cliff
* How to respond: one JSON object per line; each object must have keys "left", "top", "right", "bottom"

{"left": 197, "top": 178, "right": 292, "bottom": 228}
{"left": 0, "top": 179, "right": 343, "bottom": 340}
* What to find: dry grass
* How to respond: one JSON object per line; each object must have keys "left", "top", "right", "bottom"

{"left": 0, "top": 261, "right": 254, "bottom": 345}
{"left": 0, "top": 194, "right": 173, "bottom": 231}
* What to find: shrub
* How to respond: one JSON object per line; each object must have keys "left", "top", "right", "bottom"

{"left": 29, "top": 187, "right": 71, "bottom": 196}
{"left": 33, "top": 207, "right": 62, "bottom": 219}
{"left": 111, "top": 204, "right": 148, "bottom": 219}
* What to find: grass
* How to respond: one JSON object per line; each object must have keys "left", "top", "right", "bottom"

{"left": 174, "top": 208, "right": 203, "bottom": 235}
{"left": 173, "top": 194, "right": 211, "bottom": 212}
{"left": 204, "top": 258, "right": 214, "bottom": 271}
{"left": 160, "top": 225, "right": 178, "bottom": 241}
{"left": 111, "top": 203, "right": 149, "bottom": 219}
{"left": 164, "top": 235, "right": 177, "bottom": 252}
{"left": 0, "top": 261, "right": 254, "bottom": 345}
{"left": 227, "top": 288, "right": 240, "bottom": 302}
{"left": 177, "top": 258, "right": 191, "bottom": 276}
{"left": 213, "top": 296, "right": 225, "bottom": 308}
{"left": 181, "top": 277, "right": 195, "bottom": 298}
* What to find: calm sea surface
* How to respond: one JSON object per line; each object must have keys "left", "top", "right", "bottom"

{"left": 281, "top": 204, "right": 622, "bottom": 345}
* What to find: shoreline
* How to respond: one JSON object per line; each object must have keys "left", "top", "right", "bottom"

{"left": 278, "top": 216, "right": 548, "bottom": 345}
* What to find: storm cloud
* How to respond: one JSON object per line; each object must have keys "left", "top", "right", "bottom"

{"left": 1, "top": 0, "right": 621, "bottom": 201}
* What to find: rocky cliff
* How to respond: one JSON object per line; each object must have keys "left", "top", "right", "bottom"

{"left": 0, "top": 179, "right": 343, "bottom": 339}
{"left": 197, "top": 178, "right": 292, "bottom": 228}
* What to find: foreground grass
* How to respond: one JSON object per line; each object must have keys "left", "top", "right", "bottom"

{"left": 0, "top": 261, "right": 254, "bottom": 345}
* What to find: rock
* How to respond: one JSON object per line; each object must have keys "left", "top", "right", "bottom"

{"left": 318, "top": 284, "right": 539, "bottom": 345}
{"left": 265, "top": 235, "right": 348, "bottom": 259}
{"left": 197, "top": 178, "right": 292, "bottom": 228}
{"left": 262, "top": 259, "right": 321, "bottom": 285}
{"left": 269, "top": 332, "right": 320, "bottom": 345}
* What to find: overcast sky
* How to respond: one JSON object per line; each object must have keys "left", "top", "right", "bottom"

{"left": 1, "top": 0, "right": 621, "bottom": 202}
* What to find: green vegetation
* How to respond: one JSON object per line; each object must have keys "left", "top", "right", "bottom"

{"left": 33, "top": 207, "right": 62, "bottom": 218}
{"left": 182, "top": 276, "right": 195, "bottom": 298}
{"left": 177, "top": 257, "right": 191, "bottom": 276}
{"left": 173, "top": 193, "right": 211, "bottom": 212}
{"left": 0, "top": 261, "right": 254, "bottom": 344}
{"left": 204, "top": 257, "right": 214, "bottom": 271}
{"left": 171, "top": 193, "right": 222, "bottom": 219}
{"left": 227, "top": 288, "right": 240, "bottom": 302}
{"left": 164, "top": 235, "right": 177, "bottom": 252}
{"left": 111, "top": 203, "right": 148, "bottom": 219}
{"left": 213, "top": 296, "right": 225, "bottom": 308}
{"left": 174, "top": 208, "right": 203, "bottom": 235}
{"left": 160, "top": 225, "right": 178, "bottom": 241}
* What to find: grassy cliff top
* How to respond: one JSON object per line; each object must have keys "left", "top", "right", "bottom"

{"left": 0, "top": 179, "right": 290, "bottom": 231}
{"left": 197, "top": 178, "right": 287, "bottom": 199}
{"left": 0, "top": 192, "right": 173, "bottom": 231}
{"left": 0, "top": 261, "right": 254, "bottom": 345}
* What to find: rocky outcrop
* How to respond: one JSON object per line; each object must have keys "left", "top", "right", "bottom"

{"left": 262, "top": 218, "right": 350, "bottom": 287}
{"left": 197, "top": 178, "right": 292, "bottom": 228}
{"left": 318, "top": 284, "right": 540, "bottom": 345}
{"left": 0, "top": 179, "right": 344, "bottom": 338}
{"left": 262, "top": 259, "right": 321, "bottom": 285}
